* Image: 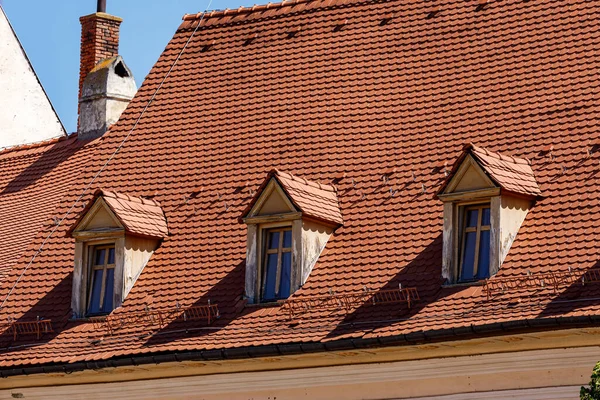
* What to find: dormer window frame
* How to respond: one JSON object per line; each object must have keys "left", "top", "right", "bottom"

{"left": 442, "top": 196, "right": 500, "bottom": 286}
{"left": 240, "top": 170, "right": 343, "bottom": 305}
{"left": 243, "top": 211, "right": 303, "bottom": 305}
{"left": 438, "top": 144, "right": 542, "bottom": 286}
{"left": 72, "top": 219, "right": 126, "bottom": 318}
{"left": 86, "top": 244, "right": 117, "bottom": 316}
{"left": 457, "top": 202, "right": 492, "bottom": 283}
{"left": 69, "top": 190, "right": 168, "bottom": 319}
{"left": 259, "top": 224, "right": 294, "bottom": 303}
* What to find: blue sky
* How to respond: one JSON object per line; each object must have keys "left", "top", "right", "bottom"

{"left": 2, "top": 0, "right": 254, "bottom": 133}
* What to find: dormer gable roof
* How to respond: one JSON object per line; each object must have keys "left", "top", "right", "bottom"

{"left": 70, "top": 189, "right": 168, "bottom": 239}
{"left": 438, "top": 144, "right": 542, "bottom": 199}
{"left": 241, "top": 169, "right": 343, "bottom": 226}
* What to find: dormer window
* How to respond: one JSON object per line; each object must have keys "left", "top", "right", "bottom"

{"left": 437, "top": 144, "right": 542, "bottom": 284}
{"left": 240, "top": 170, "right": 343, "bottom": 304}
{"left": 459, "top": 204, "right": 491, "bottom": 282}
{"left": 69, "top": 190, "right": 168, "bottom": 317}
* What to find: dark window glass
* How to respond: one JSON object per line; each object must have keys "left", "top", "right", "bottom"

{"left": 459, "top": 205, "right": 492, "bottom": 282}
{"left": 461, "top": 232, "right": 477, "bottom": 281}
{"left": 88, "top": 269, "right": 104, "bottom": 314}
{"left": 280, "top": 252, "right": 292, "bottom": 298}
{"left": 263, "top": 253, "right": 279, "bottom": 301}
{"left": 477, "top": 230, "right": 491, "bottom": 279}
{"left": 482, "top": 207, "right": 491, "bottom": 226}
{"left": 268, "top": 232, "right": 280, "bottom": 249}
{"left": 88, "top": 246, "right": 116, "bottom": 316}
{"left": 94, "top": 248, "right": 106, "bottom": 265}
{"left": 466, "top": 209, "right": 479, "bottom": 227}
{"left": 101, "top": 268, "right": 115, "bottom": 313}
{"left": 283, "top": 230, "right": 292, "bottom": 248}
{"left": 262, "top": 229, "right": 293, "bottom": 302}
{"left": 108, "top": 247, "right": 115, "bottom": 264}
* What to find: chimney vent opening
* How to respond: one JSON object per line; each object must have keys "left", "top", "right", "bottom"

{"left": 115, "top": 62, "right": 130, "bottom": 78}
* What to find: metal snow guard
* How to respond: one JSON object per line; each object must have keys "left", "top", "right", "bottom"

{"left": 281, "top": 287, "right": 419, "bottom": 320}
{"left": 7, "top": 319, "right": 53, "bottom": 340}
{"left": 90, "top": 304, "right": 220, "bottom": 335}
{"left": 483, "top": 268, "right": 600, "bottom": 300}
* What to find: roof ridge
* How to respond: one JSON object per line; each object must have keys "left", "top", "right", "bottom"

{"left": 183, "top": 0, "right": 312, "bottom": 21}
{"left": 180, "top": 0, "right": 361, "bottom": 29}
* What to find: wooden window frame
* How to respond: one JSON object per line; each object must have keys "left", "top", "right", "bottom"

{"left": 261, "top": 227, "right": 292, "bottom": 301}
{"left": 87, "top": 244, "right": 116, "bottom": 315}
{"left": 459, "top": 204, "right": 491, "bottom": 282}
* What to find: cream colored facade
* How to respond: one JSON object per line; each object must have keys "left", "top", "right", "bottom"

{"left": 0, "top": 327, "right": 596, "bottom": 399}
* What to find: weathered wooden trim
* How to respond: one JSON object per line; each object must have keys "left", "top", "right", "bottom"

{"left": 244, "top": 224, "right": 258, "bottom": 303}
{"left": 441, "top": 202, "right": 453, "bottom": 283}
{"left": 242, "top": 212, "right": 302, "bottom": 224}
{"left": 72, "top": 229, "right": 125, "bottom": 240}
{"left": 114, "top": 237, "right": 125, "bottom": 309}
{"left": 438, "top": 187, "right": 501, "bottom": 202}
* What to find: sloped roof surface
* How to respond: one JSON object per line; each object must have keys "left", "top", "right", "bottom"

{"left": 470, "top": 144, "right": 542, "bottom": 197}
{"left": 1, "top": 0, "right": 600, "bottom": 369}
{"left": 0, "top": 136, "right": 90, "bottom": 281}
{"left": 244, "top": 169, "right": 343, "bottom": 225}
{"left": 77, "top": 190, "right": 168, "bottom": 238}
{"left": 439, "top": 144, "right": 543, "bottom": 197}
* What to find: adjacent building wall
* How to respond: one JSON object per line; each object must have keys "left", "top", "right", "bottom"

{"left": 0, "top": 6, "right": 65, "bottom": 148}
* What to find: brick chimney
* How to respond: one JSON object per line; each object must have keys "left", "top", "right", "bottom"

{"left": 78, "top": 10, "right": 122, "bottom": 101}
{"left": 78, "top": 2, "right": 136, "bottom": 139}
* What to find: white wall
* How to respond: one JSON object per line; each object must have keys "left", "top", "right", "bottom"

{"left": 0, "top": 6, "right": 65, "bottom": 148}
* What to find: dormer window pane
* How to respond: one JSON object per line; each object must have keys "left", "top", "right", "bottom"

{"left": 108, "top": 247, "right": 115, "bottom": 264}
{"left": 87, "top": 245, "right": 116, "bottom": 316}
{"left": 460, "top": 205, "right": 491, "bottom": 282}
{"left": 263, "top": 254, "right": 279, "bottom": 300}
{"left": 461, "top": 232, "right": 477, "bottom": 281}
{"left": 477, "top": 230, "right": 491, "bottom": 279}
{"left": 262, "top": 228, "right": 293, "bottom": 302}
{"left": 268, "top": 232, "right": 280, "bottom": 249}
{"left": 466, "top": 209, "right": 479, "bottom": 227}
{"left": 88, "top": 269, "right": 104, "bottom": 313}
{"left": 95, "top": 248, "right": 106, "bottom": 265}
{"left": 280, "top": 252, "right": 292, "bottom": 298}
{"left": 283, "top": 230, "right": 292, "bottom": 248}
{"left": 482, "top": 208, "right": 491, "bottom": 225}
{"left": 101, "top": 268, "right": 115, "bottom": 313}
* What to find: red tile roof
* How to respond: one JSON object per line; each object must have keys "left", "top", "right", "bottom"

{"left": 0, "top": 136, "right": 91, "bottom": 281}
{"left": 470, "top": 144, "right": 542, "bottom": 197}
{"left": 76, "top": 189, "right": 169, "bottom": 239}
{"left": 0, "top": 0, "right": 600, "bottom": 371}
{"left": 438, "top": 143, "right": 542, "bottom": 198}
{"left": 242, "top": 169, "right": 343, "bottom": 226}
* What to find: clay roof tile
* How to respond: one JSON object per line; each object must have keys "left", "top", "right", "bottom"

{"left": 241, "top": 169, "right": 343, "bottom": 226}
